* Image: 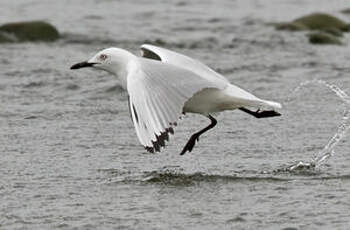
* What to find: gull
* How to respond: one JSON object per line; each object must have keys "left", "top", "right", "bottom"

{"left": 71, "top": 44, "right": 282, "bottom": 155}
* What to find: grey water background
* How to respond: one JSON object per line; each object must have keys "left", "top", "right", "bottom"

{"left": 1, "top": 0, "right": 350, "bottom": 229}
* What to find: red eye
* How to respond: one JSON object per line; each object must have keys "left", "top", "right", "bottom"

{"left": 100, "top": 54, "right": 107, "bottom": 60}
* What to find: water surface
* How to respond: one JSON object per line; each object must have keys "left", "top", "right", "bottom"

{"left": 1, "top": 0, "right": 350, "bottom": 229}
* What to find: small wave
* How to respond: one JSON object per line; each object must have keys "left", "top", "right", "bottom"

{"left": 101, "top": 168, "right": 350, "bottom": 186}
{"left": 24, "top": 115, "right": 40, "bottom": 119}
{"left": 171, "top": 25, "right": 211, "bottom": 32}
{"left": 61, "top": 33, "right": 128, "bottom": 46}
{"left": 142, "top": 171, "right": 288, "bottom": 185}
{"left": 144, "top": 171, "right": 350, "bottom": 184}
{"left": 208, "top": 17, "right": 228, "bottom": 23}
{"left": 62, "top": 33, "right": 221, "bottom": 50}
{"left": 83, "top": 15, "right": 103, "bottom": 20}
{"left": 61, "top": 33, "right": 186, "bottom": 48}
{"left": 273, "top": 162, "right": 322, "bottom": 176}
{"left": 22, "top": 81, "right": 45, "bottom": 88}
{"left": 66, "top": 84, "right": 79, "bottom": 90}
{"left": 104, "top": 84, "right": 124, "bottom": 93}
{"left": 30, "top": 68, "right": 54, "bottom": 74}
{"left": 318, "top": 175, "right": 350, "bottom": 180}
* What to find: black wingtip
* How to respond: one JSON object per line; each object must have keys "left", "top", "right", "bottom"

{"left": 145, "top": 146, "right": 154, "bottom": 153}
{"left": 143, "top": 126, "right": 176, "bottom": 154}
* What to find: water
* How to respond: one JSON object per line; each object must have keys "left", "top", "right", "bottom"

{"left": 1, "top": 0, "right": 350, "bottom": 229}
{"left": 284, "top": 80, "right": 350, "bottom": 171}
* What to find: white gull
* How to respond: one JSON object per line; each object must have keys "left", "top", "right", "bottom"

{"left": 71, "top": 44, "right": 282, "bottom": 154}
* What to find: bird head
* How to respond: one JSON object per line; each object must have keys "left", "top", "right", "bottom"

{"left": 70, "top": 47, "right": 134, "bottom": 75}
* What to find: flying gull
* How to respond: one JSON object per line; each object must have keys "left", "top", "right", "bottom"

{"left": 71, "top": 44, "right": 281, "bottom": 154}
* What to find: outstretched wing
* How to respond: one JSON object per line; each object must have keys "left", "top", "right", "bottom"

{"left": 127, "top": 58, "right": 224, "bottom": 152}
{"left": 140, "top": 44, "right": 282, "bottom": 110}
{"left": 140, "top": 44, "right": 229, "bottom": 88}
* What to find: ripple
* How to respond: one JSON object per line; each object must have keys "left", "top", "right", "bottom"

{"left": 226, "top": 216, "right": 246, "bottom": 223}
{"left": 61, "top": 33, "right": 125, "bottom": 46}
{"left": 141, "top": 171, "right": 289, "bottom": 185}
{"left": 62, "top": 33, "right": 221, "bottom": 50}
{"left": 23, "top": 81, "right": 45, "bottom": 88}
{"left": 105, "top": 84, "right": 124, "bottom": 93}
{"left": 102, "top": 167, "right": 350, "bottom": 186}
{"left": 66, "top": 84, "right": 79, "bottom": 90}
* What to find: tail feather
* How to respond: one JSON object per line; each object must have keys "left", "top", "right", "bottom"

{"left": 260, "top": 100, "right": 282, "bottom": 109}
{"left": 223, "top": 84, "right": 282, "bottom": 110}
{"left": 239, "top": 98, "right": 282, "bottom": 110}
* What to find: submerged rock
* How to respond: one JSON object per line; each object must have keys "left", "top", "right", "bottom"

{"left": 275, "top": 13, "right": 349, "bottom": 45}
{"left": 294, "top": 13, "right": 349, "bottom": 31}
{"left": 275, "top": 21, "right": 307, "bottom": 31}
{"left": 322, "top": 27, "right": 343, "bottom": 37}
{"left": 276, "top": 13, "right": 350, "bottom": 32}
{"left": 308, "top": 32, "right": 342, "bottom": 45}
{"left": 0, "top": 33, "right": 13, "bottom": 43}
{"left": 341, "top": 8, "right": 350, "bottom": 15}
{"left": 0, "top": 21, "right": 60, "bottom": 42}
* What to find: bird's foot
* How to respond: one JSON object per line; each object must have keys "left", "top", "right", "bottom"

{"left": 239, "top": 107, "right": 281, "bottom": 119}
{"left": 255, "top": 110, "right": 281, "bottom": 118}
{"left": 180, "top": 134, "right": 199, "bottom": 155}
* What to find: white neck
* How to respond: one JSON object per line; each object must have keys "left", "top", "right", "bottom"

{"left": 100, "top": 48, "right": 136, "bottom": 89}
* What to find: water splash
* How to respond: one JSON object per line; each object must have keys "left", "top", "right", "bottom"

{"left": 285, "top": 80, "right": 350, "bottom": 171}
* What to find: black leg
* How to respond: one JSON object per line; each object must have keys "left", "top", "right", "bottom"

{"left": 180, "top": 115, "right": 217, "bottom": 155}
{"left": 239, "top": 107, "right": 281, "bottom": 119}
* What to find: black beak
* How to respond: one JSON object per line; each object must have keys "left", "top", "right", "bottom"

{"left": 70, "top": 61, "right": 96, "bottom": 70}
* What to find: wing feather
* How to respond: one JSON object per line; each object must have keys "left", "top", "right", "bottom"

{"left": 140, "top": 44, "right": 229, "bottom": 88}
{"left": 140, "top": 44, "right": 282, "bottom": 110}
{"left": 127, "top": 58, "right": 224, "bottom": 152}
{"left": 129, "top": 97, "right": 150, "bottom": 146}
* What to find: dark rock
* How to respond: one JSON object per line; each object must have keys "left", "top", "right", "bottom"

{"left": 0, "top": 21, "right": 60, "bottom": 42}
{"left": 341, "top": 8, "right": 350, "bottom": 15}
{"left": 293, "top": 13, "right": 349, "bottom": 31}
{"left": 322, "top": 27, "right": 343, "bottom": 37}
{"left": 275, "top": 13, "right": 350, "bottom": 32}
{"left": 0, "top": 32, "right": 13, "bottom": 42}
{"left": 308, "top": 32, "right": 342, "bottom": 45}
{"left": 274, "top": 13, "right": 349, "bottom": 45}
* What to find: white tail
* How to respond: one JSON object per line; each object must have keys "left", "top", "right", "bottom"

{"left": 223, "top": 84, "right": 282, "bottom": 110}
{"left": 260, "top": 100, "right": 282, "bottom": 109}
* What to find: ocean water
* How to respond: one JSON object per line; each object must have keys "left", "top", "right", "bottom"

{"left": 1, "top": 0, "right": 350, "bottom": 229}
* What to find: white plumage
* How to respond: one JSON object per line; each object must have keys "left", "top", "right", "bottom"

{"left": 71, "top": 44, "right": 281, "bottom": 154}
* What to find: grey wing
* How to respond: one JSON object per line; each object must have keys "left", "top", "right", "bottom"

{"left": 127, "top": 58, "right": 224, "bottom": 152}
{"left": 140, "top": 44, "right": 282, "bottom": 110}
{"left": 140, "top": 44, "right": 229, "bottom": 88}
